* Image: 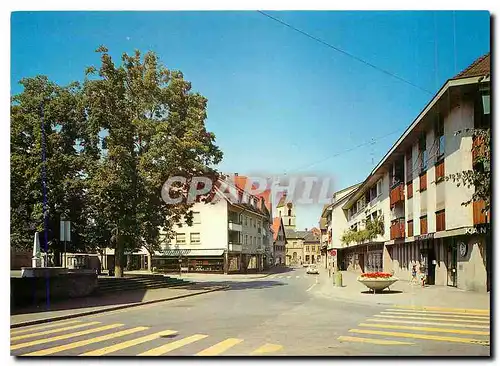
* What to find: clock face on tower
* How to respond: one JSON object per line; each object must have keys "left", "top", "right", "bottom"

{"left": 287, "top": 203, "right": 293, "bottom": 209}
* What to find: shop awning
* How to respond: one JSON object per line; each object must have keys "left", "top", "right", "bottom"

{"left": 154, "top": 249, "right": 225, "bottom": 257}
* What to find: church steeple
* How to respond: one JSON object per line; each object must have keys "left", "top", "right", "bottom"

{"left": 276, "top": 193, "right": 296, "bottom": 230}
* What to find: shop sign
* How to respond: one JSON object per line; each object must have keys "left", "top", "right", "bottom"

{"left": 458, "top": 242, "right": 468, "bottom": 257}
{"left": 416, "top": 233, "right": 434, "bottom": 241}
{"left": 465, "top": 226, "right": 489, "bottom": 235}
{"left": 329, "top": 249, "right": 337, "bottom": 257}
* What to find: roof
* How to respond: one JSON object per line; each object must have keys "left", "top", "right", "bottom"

{"left": 304, "top": 230, "right": 320, "bottom": 243}
{"left": 276, "top": 192, "right": 287, "bottom": 208}
{"left": 452, "top": 53, "right": 490, "bottom": 80}
{"left": 232, "top": 175, "right": 272, "bottom": 212}
{"left": 272, "top": 217, "right": 283, "bottom": 241}
{"left": 285, "top": 229, "right": 307, "bottom": 239}
{"left": 343, "top": 53, "right": 491, "bottom": 209}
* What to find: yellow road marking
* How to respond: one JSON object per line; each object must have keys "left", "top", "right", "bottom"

{"left": 366, "top": 318, "right": 490, "bottom": 329}
{"left": 381, "top": 311, "right": 489, "bottom": 320}
{"left": 338, "top": 336, "right": 414, "bottom": 345}
{"left": 10, "top": 320, "right": 82, "bottom": 335}
{"left": 374, "top": 315, "right": 489, "bottom": 324}
{"left": 196, "top": 338, "right": 243, "bottom": 356}
{"left": 359, "top": 323, "right": 489, "bottom": 336}
{"left": 23, "top": 326, "right": 148, "bottom": 356}
{"left": 250, "top": 343, "right": 283, "bottom": 355}
{"left": 388, "top": 308, "right": 491, "bottom": 317}
{"left": 11, "top": 321, "right": 101, "bottom": 341}
{"left": 393, "top": 305, "right": 489, "bottom": 314}
{"left": 349, "top": 329, "right": 490, "bottom": 345}
{"left": 10, "top": 323, "right": 123, "bottom": 350}
{"left": 138, "top": 334, "right": 208, "bottom": 356}
{"left": 80, "top": 330, "right": 177, "bottom": 356}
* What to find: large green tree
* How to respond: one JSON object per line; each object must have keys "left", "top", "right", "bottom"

{"left": 11, "top": 76, "right": 88, "bottom": 261}
{"left": 82, "top": 46, "right": 222, "bottom": 276}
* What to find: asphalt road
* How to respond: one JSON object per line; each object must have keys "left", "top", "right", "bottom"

{"left": 11, "top": 267, "right": 490, "bottom": 356}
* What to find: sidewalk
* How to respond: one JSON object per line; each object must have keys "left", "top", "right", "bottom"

{"left": 314, "top": 269, "right": 490, "bottom": 311}
{"left": 11, "top": 283, "right": 227, "bottom": 328}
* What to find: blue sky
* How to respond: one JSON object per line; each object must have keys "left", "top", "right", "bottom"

{"left": 11, "top": 11, "right": 490, "bottom": 229}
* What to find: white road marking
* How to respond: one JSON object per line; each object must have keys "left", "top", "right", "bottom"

{"left": 306, "top": 283, "right": 317, "bottom": 292}
{"left": 296, "top": 276, "right": 300, "bottom": 278}
{"left": 286, "top": 276, "right": 292, "bottom": 279}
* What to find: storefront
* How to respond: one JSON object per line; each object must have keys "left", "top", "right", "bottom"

{"left": 339, "top": 242, "right": 384, "bottom": 273}
{"left": 152, "top": 249, "right": 225, "bottom": 273}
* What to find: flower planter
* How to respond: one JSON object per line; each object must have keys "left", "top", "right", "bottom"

{"left": 357, "top": 272, "right": 398, "bottom": 293}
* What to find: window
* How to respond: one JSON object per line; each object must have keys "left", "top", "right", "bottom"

{"left": 420, "top": 216, "right": 428, "bottom": 235}
{"left": 419, "top": 134, "right": 427, "bottom": 171}
{"left": 176, "top": 233, "right": 186, "bottom": 244}
{"left": 245, "top": 235, "right": 248, "bottom": 245}
{"left": 419, "top": 172, "right": 427, "bottom": 191}
{"left": 279, "top": 211, "right": 282, "bottom": 217}
{"left": 288, "top": 209, "right": 292, "bottom": 216}
{"left": 435, "top": 159, "right": 445, "bottom": 182}
{"left": 254, "top": 219, "right": 256, "bottom": 228}
{"left": 190, "top": 233, "right": 201, "bottom": 244}
{"left": 407, "top": 220, "right": 414, "bottom": 237}
{"left": 377, "top": 179, "right": 382, "bottom": 196}
{"left": 436, "top": 210, "right": 446, "bottom": 232}
{"left": 407, "top": 181, "right": 413, "bottom": 199}
{"left": 436, "top": 114, "right": 445, "bottom": 159}
{"left": 289, "top": 219, "right": 291, "bottom": 226}
{"left": 249, "top": 218, "right": 253, "bottom": 227}
{"left": 244, "top": 216, "right": 248, "bottom": 226}
{"left": 406, "top": 149, "right": 413, "bottom": 183}
{"left": 192, "top": 212, "right": 201, "bottom": 224}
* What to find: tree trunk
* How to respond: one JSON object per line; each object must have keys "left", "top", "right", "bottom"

{"left": 114, "top": 234, "right": 124, "bottom": 277}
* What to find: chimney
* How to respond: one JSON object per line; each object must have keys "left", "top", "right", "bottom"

{"left": 234, "top": 173, "right": 238, "bottom": 176}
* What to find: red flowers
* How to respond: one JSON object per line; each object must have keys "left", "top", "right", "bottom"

{"left": 360, "top": 272, "right": 393, "bottom": 279}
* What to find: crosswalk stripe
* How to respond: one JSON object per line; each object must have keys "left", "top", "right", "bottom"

{"left": 338, "top": 336, "right": 414, "bottom": 345}
{"left": 286, "top": 276, "right": 291, "bottom": 279}
{"left": 10, "top": 320, "right": 82, "bottom": 335}
{"left": 10, "top": 323, "right": 123, "bottom": 350}
{"left": 348, "top": 328, "right": 490, "bottom": 345}
{"left": 393, "top": 305, "right": 489, "bottom": 314}
{"left": 374, "top": 315, "right": 489, "bottom": 324}
{"left": 296, "top": 276, "right": 300, "bottom": 278}
{"left": 11, "top": 321, "right": 102, "bottom": 341}
{"left": 196, "top": 338, "right": 243, "bottom": 356}
{"left": 388, "top": 308, "right": 491, "bottom": 317}
{"left": 359, "top": 323, "right": 490, "bottom": 336}
{"left": 80, "top": 330, "right": 178, "bottom": 356}
{"left": 23, "top": 326, "right": 148, "bottom": 356}
{"left": 381, "top": 311, "right": 489, "bottom": 320}
{"left": 250, "top": 343, "right": 283, "bottom": 355}
{"left": 138, "top": 334, "right": 208, "bottom": 356}
{"left": 366, "top": 318, "right": 490, "bottom": 329}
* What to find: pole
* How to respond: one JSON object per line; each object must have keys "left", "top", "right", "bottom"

{"left": 41, "top": 102, "right": 49, "bottom": 266}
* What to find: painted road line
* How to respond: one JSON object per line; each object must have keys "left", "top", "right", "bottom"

{"left": 286, "top": 276, "right": 292, "bottom": 279}
{"left": 388, "top": 308, "right": 491, "bottom": 317}
{"left": 10, "top": 320, "right": 83, "bottom": 335}
{"left": 196, "top": 338, "right": 243, "bottom": 356}
{"left": 138, "top": 334, "right": 208, "bottom": 356}
{"left": 306, "top": 283, "right": 317, "bottom": 292}
{"left": 24, "top": 327, "right": 148, "bottom": 356}
{"left": 374, "top": 315, "right": 489, "bottom": 324}
{"left": 366, "top": 318, "right": 490, "bottom": 329}
{"left": 296, "top": 276, "right": 300, "bottom": 278}
{"left": 250, "top": 343, "right": 283, "bottom": 355}
{"left": 80, "top": 330, "right": 178, "bottom": 356}
{"left": 358, "top": 323, "right": 489, "bottom": 336}
{"left": 10, "top": 323, "right": 123, "bottom": 351}
{"left": 348, "top": 329, "right": 490, "bottom": 346}
{"left": 393, "top": 305, "right": 489, "bottom": 314}
{"left": 337, "top": 336, "right": 414, "bottom": 345}
{"left": 11, "top": 321, "right": 102, "bottom": 341}
{"left": 380, "top": 311, "right": 489, "bottom": 320}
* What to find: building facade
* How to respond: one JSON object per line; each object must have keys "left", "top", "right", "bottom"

{"left": 330, "top": 54, "right": 491, "bottom": 292}
{"left": 272, "top": 217, "right": 287, "bottom": 265}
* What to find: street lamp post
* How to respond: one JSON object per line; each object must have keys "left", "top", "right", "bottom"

{"left": 40, "top": 103, "right": 49, "bottom": 268}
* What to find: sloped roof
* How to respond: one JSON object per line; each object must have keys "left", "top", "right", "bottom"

{"left": 304, "top": 230, "right": 320, "bottom": 243}
{"left": 452, "top": 53, "right": 490, "bottom": 80}
{"left": 272, "top": 217, "right": 283, "bottom": 241}
{"left": 232, "top": 175, "right": 272, "bottom": 212}
{"left": 285, "top": 229, "right": 307, "bottom": 239}
{"left": 276, "top": 192, "right": 287, "bottom": 208}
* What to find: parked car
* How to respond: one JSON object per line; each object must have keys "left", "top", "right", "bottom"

{"left": 306, "top": 264, "right": 319, "bottom": 274}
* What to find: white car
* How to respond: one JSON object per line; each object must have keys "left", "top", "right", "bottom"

{"left": 306, "top": 265, "right": 319, "bottom": 274}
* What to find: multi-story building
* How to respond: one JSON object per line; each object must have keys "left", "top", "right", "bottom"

{"left": 303, "top": 229, "right": 321, "bottom": 265}
{"left": 333, "top": 53, "right": 490, "bottom": 292}
{"left": 271, "top": 217, "right": 286, "bottom": 265}
{"left": 320, "top": 183, "right": 361, "bottom": 270}
{"left": 153, "top": 175, "right": 272, "bottom": 274}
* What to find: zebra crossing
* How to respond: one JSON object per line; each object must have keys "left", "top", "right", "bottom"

{"left": 337, "top": 305, "right": 490, "bottom": 348}
{"left": 11, "top": 319, "right": 284, "bottom": 356}
{"left": 270, "top": 274, "right": 311, "bottom": 280}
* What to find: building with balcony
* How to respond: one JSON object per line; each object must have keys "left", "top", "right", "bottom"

{"left": 155, "top": 175, "right": 272, "bottom": 274}
{"left": 329, "top": 53, "right": 490, "bottom": 292}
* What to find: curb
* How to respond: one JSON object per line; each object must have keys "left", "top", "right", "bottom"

{"left": 11, "top": 285, "right": 229, "bottom": 329}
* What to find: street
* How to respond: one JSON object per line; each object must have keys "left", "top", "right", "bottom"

{"left": 10, "top": 267, "right": 490, "bottom": 356}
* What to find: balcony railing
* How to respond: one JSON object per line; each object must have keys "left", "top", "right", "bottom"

{"left": 390, "top": 218, "right": 405, "bottom": 240}
{"left": 390, "top": 182, "right": 405, "bottom": 207}
{"left": 228, "top": 221, "right": 242, "bottom": 232}
{"left": 228, "top": 242, "right": 242, "bottom": 252}
{"left": 473, "top": 200, "right": 490, "bottom": 225}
